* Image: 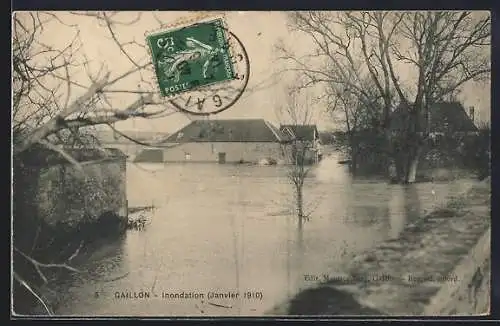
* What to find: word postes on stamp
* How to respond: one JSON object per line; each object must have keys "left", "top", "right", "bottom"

{"left": 146, "top": 17, "right": 249, "bottom": 116}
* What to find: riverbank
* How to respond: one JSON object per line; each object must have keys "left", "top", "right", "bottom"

{"left": 12, "top": 206, "right": 155, "bottom": 316}
{"left": 267, "top": 177, "right": 490, "bottom": 316}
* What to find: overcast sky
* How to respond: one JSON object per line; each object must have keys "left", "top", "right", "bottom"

{"left": 25, "top": 11, "right": 491, "bottom": 133}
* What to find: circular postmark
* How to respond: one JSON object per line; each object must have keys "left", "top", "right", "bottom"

{"left": 169, "top": 30, "right": 250, "bottom": 116}
{"left": 146, "top": 18, "right": 250, "bottom": 116}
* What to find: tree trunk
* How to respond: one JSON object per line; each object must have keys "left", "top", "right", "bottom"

{"left": 392, "top": 132, "right": 406, "bottom": 183}
{"left": 395, "top": 155, "right": 406, "bottom": 182}
{"left": 391, "top": 104, "right": 423, "bottom": 184}
{"left": 393, "top": 128, "right": 422, "bottom": 184}
{"left": 383, "top": 129, "right": 395, "bottom": 181}
{"left": 404, "top": 145, "right": 421, "bottom": 183}
{"left": 350, "top": 152, "right": 358, "bottom": 175}
{"left": 348, "top": 133, "right": 358, "bottom": 176}
{"left": 393, "top": 136, "right": 421, "bottom": 184}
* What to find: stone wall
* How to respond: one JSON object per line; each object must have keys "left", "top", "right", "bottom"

{"left": 424, "top": 228, "right": 490, "bottom": 315}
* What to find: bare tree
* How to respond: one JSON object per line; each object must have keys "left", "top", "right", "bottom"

{"left": 13, "top": 11, "right": 198, "bottom": 160}
{"left": 386, "top": 11, "right": 490, "bottom": 182}
{"left": 278, "top": 11, "right": 490, "bottom": 183}
{"left": 326, "top": 77, "right": 390, "bottom": 174}
{"left": 276, "top": 86, "right": 319, "bottom": 229}
{"left": 11, "top": 11, "right": 209, "bottom": 315}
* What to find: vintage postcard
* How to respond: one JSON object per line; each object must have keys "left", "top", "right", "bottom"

{"left": 11, "top": 10, "right": 491, "bottom": 317}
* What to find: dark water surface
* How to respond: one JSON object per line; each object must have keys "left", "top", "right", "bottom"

{"left": 32, "top": 154, "right": 476, "bottom": 316}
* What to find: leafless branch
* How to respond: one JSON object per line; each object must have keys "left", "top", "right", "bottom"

{"left": 37, "top": 139, "right": 85, "bottom": 172}
{"left": 14, "top": 246, "right": 81, "bottom": 285}
{"left": 13, "top": 272, "right": 54, "bottom": 315}
{"left": 279, "top": 10, "right": 490, "bottom": 133}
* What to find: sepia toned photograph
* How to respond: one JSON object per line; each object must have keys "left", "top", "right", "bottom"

{"left": 11, "top": 10, "right": 491, "bottom": 317}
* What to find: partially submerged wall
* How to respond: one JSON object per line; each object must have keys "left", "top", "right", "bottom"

{"left": 160, "top": 142, "right": 284, "bottom": 163}
{"left": 424, "top": 228, "right": 490, "bottom": 315}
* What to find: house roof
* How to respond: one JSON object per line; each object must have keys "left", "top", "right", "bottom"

{"left": 163, "top": 119, "right": 288, "bottom": 143}
{"left": 280, "top": 125, "right": 319, "bottom": 141}
{"left": 95, "top": 130, "right": 170, "bottom": 144}
{"left": 390, "top": 102, "right": 478, "bottom": 133}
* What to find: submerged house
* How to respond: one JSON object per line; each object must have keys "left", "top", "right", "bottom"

{"left": 280, "top": 124, "right": 322, "bottom": 164}
{"left": 280, "top": 124, "right": 320, "bottom": 142}
{"left": 94, "top": 129, "right": 170, "bottom": 160}
{"left": 134, "top": 119, "right": 324, "bottom": 164}
{"left": 389, "top": 101, "right": 478, "bottom": 136}
{"left": 388, "top": 101, "right": 482, "bottom": 173}
{"left": 135, "top": 119, "right": 289, "bottom": 164}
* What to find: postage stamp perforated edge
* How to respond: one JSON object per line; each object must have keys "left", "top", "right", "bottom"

{"left": 143, "top": 12, "right": 246, "bottom": 102}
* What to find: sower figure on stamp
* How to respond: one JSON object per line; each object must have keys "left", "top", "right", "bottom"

{"left": 157, "top": 37, "right": 221, "bottom": 83}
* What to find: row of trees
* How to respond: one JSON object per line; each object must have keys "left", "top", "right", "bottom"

{"left": 278, "top": 11, "right": 490, "bottom": 183}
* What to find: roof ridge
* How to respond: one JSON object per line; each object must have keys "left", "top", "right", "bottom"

{"left": 281, "top": 123, "right": 317, "bottom": 126}
{"left": 163, "top": 118, "right": 286, "bottom": 143}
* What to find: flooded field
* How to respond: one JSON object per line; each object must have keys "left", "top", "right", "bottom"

{"left": 33, "top": 154, "right": 477, "bottom": 316}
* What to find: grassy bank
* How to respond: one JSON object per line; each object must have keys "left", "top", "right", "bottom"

{"left": 267, "top": 178, "right": 490, "bottom": 316}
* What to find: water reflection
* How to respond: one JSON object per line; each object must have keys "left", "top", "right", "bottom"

{"left": 28, "top": 162, "right": 476, "bottom": 316}
{"left": 403, "top": 185, "right": 422, "bottom": 225}
{"left": 346, "top": 181, "right": 391, "bottom": 228}
{"left": 293, "top": 219, "right": 306, "bottom": 293}
{"left": 388, "top": 184, "right": 421, "bottom": 239}
{"left": 32, "top": 234, "right": 129, "bottom": 315}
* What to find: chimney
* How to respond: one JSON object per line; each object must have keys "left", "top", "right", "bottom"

{"left": 469, "top": 106, "right": 475, "bottom": 123}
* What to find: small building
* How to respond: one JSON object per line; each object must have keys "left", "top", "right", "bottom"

{"left": 389, "top": 101, "right": 483, "bottom": 173}
{"left": 280, "top": 124, "right": 320, "bottom": 142}
{"left": 280, "top": 124, "right": 322, "bottom": 163}
{"left": 389, "top": 101, "right": 479, "bottom": 136}
{"left": 94, "top": 129, "right": 170, "bottom": 160}
{"left": 136, "top": 119, "right": 290, "bottom": 164}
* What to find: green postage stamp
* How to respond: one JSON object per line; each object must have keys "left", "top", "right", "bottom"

{"left": 147, "top": 18, "right": 236, "bottom": 97}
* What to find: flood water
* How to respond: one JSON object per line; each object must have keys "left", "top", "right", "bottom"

{"left": 33, "top": 153, "right": 476, "bottom": 316}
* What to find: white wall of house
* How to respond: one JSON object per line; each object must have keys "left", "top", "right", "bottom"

{"left": 162, "top": 142, "right": 285, "bottom": 163}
